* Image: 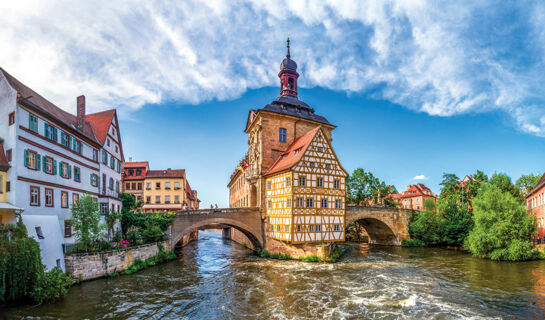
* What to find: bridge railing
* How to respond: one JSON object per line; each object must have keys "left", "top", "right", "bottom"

{"left": 174, "top": 207, "right": 260, "bottom": 216}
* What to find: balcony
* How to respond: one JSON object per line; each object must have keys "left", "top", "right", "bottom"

{"left": 99, "top": 189, "right": 119, "bottom": 199}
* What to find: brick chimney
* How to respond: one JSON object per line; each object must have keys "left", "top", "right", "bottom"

{"left": 77, "top": 95, "right": 85, "bottom": 131}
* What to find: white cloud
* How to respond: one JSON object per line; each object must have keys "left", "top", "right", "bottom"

{"left": 1, "top": 1, "right": 545, "bottom": 135}
{"left": 412, "top": 175, "right": 428, "bottom": 181}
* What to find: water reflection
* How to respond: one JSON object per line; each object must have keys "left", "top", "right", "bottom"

{"left": 6, "top": 230, "right": 545, "bottom": 319}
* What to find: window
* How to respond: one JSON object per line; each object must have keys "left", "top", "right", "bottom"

{"left": 61, "top": 191, "right": 68, "bottom": 208}
{"left": 30, "top": 186, "right": 40, "bottom": 206}
{"left": 334, "top": 180, "right": 340, "bottom": 189}
{"left": 267, "top": 181, "right": 271, "bottom": 190}
{"left": 285, "top": 226, "right": 289, "bottom": 233}
{"left": 326, "top": 164, "right": 330, "bottom": 169}
{"left": 6, "top": 149, "right": 11, "bottom": 162}
{"left": 35, "top": 226, "right": 44, "bottom": 239}
{"left": 165, "top": 182, "right": 171, "bottom": 189}
{"left": 175, "top": 195, "right": 180, "bottom": 203}
{"left": 109, "top": 178, "right": 114, "bottom": 190}
{"left": 165, "top": 196, "right": 170, "bottom": 204}
{"left": 60, "top": 162, "right": 70, "bottom": 178}
{"left": 60, "top": 132, "right": 69, "bottom": 148}
{"left": 296, "top": 198, "right": 304, "bottom": 208}
{"left": 45, "top": 188, "right": 54, "bottom": 207}
{"left": 267, "top": 200, "right": 272, "bottom": 209}
{"left": 116, "top": 181, "right": 120, "bottom": 193}
{"left": 71, "top": 138, "right": 82, "bottom": 154}
{"left": 43, "top": 156, "right": 56, "bottom": 174}
{"left": 317, "top": 177, "right": 323, "bottom": 187}
{"left": 309, "top": 225, "right": 315, "bottom": 232}
{"left": 285, "top": 177, "right": 291, "bottom": 187}
{"left": 321, "top": 198, "right": 327, "bottom": 208}
{"left": 317, "top": 147, "right": 322, "bottom": 152}
{"left": 130, "top": 182, "right": 136, "bottom": 190}
{"left": 137, "top": 183, "right": 142, "bottom": 190}
{"left": 146, "top": 183, "right": 151, "bottom": 190}
{"left": 115, "top": 145, "right": 118, "bottom": 153}
{"left": 128, "top": 169, "right": 134, "bottom": 176}
{"left": 156, "top": 196, "right": 160, "bottom": 203}
{"left": 335, "top": 199, "right": 342, "bottom": 209}
{"left": 100, "top": 203, "right": 108, "bottom": 215}
{"left": 306, "top": 198, "right": 313, "bottom": 208}
{"left": 316, "top": 225, "right": 322, "bottom": 232}
{"left": 64, "top": 220, "right": 72, "bottom": 237}
{"left": 156, "top": 182, "right": 161, "bottom": 189}
{"left": 93, "top": 149, "right": 98, "bottom": 161}
{"left": 107, "top": 139, "right": 110, "bottom": 147}
{"left": 110, "top": 155, "right": 115, "bottom": 168}
{"left": 175, "top": 182, "right": 180, "bottom": 189}
{"left": 277, "top": 225, "right": 281, "bottom": 232}
{"left": 44, "top": 123, "right": 57, "bottom": 141}
{"left": 298, "top": 176, "right": 306, "bottom": 186}
{"left": 279, "top": 128, "right": 287, "bottom": 142}
{"left": 310, "top": 162, "right": 315, "bottom": 167}
{"left": 102, "top": 150, "right": 108, "bottom": 164}
{"left": 29, "top": 114, "right": 38, "bottom": 132}
{"left": 24, "top": 150, "right": 40, "bottom": 170}
{"left": 72, "top": 193, "right": 79, "bottom": 207}
{"left": 334, "top": 224, "right": 341, "bottom": 232}
{"left": 146, "top": 196, "right": 151, "bottom": 204}
{"left": 287, "top": 199, "right": 292, "bottom": 208}
{"left": 8, "top": 112, "right": 15, "bottom": 125}
{"left": 91, "top": 174, "right": 99, "bottom": 187}
{"left": 296, "top": 225, "right": 301, "bottom": 232}
{"left": 74, "top": 166, "right": 81, "bottom": 182}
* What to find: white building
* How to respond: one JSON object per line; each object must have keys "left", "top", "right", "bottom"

{"left": 0, "top": 67, "right": 124, "bottom": 271}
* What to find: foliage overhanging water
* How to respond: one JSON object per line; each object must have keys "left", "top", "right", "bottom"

{"left": 5, "top": 230, "right": 545, "bottom": 319}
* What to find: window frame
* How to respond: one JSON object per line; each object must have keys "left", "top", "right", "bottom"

{"left": 74, "top": 166, "right": 81, "bottom": 182}
{"left": 72, "top": 193, "right": 79, "bottom": 208}
{"left": 317, "top": 177, "right": 323, "bottom": 187}
{"left": 64, "top": 220, "right": 72, "bottom": 237}
{"left": 29, "top": 114, "right": 38, "bottom": 132}
{"left": 61, "top": 191, "right": 69, "bottom": 208}
{"left": 279, "top": 128, "right": 287, "bottom": 143}
{"left": 45, "top": 188, "right": 54, "bottom": 207}
{"left": 8, "top": 112, "right": 15, "bottom": 125}
{"left": 321, "top": 198, "right": 327, "bottom": 208}
{"left": 306, "top": 198, "right": 313, "bottom": 208}
{"left": 298, "top": 176, "right": 306, "bottom": 186}
{"left": 30, "top": 186, "right": 40, "bottom": 206}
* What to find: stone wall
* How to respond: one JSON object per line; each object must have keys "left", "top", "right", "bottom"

{"left": 65, "top": 240, "right": 170, "bottom": 281}
{"left": 265, "top": 237, "right": 334, "bottom": 259}
{"left": 226, "top": 228, "right": 257, "bottom": 251}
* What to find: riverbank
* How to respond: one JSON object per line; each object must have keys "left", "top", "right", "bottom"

{"left": 6, "top": 230, "right": 545, "bottom": 319}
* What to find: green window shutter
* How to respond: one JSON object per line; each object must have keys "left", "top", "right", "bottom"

{"left": 53, "top": 127, "right": 58, "bottom": 142}
{"left": 43, "top": 158, "right": 48, "bottom": 173}
{"left": 68, "top": 164, "right": 72, "bottom": 179}
{"left": 53, "top": 160, "right": 57, "bottom": 175}
{"left": 97, "top": 175, "right": 100, "bottom": 188}
{"left": 24, "top": 149, "right": 29, "bottom": 167}
{"left": 36, "top": 154, "right": 41, "bottom": 171}
{"left": 44, "top": 123, "right": 49, "bottom": 137}
{"left": 61, "top": 132, "right": 65, "bottom": 145}
{"left": 59, "top": 162, "right": 63, "bottom": 177}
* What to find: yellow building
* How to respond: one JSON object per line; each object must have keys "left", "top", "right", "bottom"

{"left": 264, "top": 127, "right": 347, "bottom": 243}
{"left": 141, "top": 169, "right": 199, "bottom": 212}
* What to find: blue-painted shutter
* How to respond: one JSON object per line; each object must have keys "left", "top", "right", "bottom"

{"left": 97, "top": 175, "right": 100, "bottom": 188}
{"left": 24, "top": 149, "right": 29, "bottom": 167}
{"left": 36, "top": 154, "right": 41, "bottom": 171}
{"left": 52, "top": 160, "right": 57, "bottom": 175}
{"left": 53, "top": 127, "right": 58, "bottom": 142}
{"left": 44, "top": 123, "right": 49, "bottom": 137}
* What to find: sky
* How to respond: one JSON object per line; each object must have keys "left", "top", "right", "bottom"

{"left": 2, "top": 1, "right": 545, "bottom": 207}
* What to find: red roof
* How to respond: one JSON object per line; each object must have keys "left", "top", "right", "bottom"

{"left": 85, "top": 109, "right": 115, "bottom": 145}
{"left": 265, "top": 127, "right": 320, "bottom": 176}
{"left": 122, "top": 161, "right": 149, "bottom": 169}
{"left": 146, "top": 169, "right": 185, "bottom": 178}
{"left": 0, "top": 144, "right": 10, "bottom": 171}
{"left": 1, "top": 68, "right": 99, "bottom": 144}
{"left": 398, "top": 183, "right": 436, "bottom": 199}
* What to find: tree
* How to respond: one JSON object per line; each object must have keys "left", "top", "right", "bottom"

{"left": 423, "top": 198, "right": 436, "bottom": 212}
{"left": 103, "top": 209, "right": 121, "bottom": 241}
{"left": 409, "top": 210, "right": 442, "bottom": 245}
{"left": 465, "top": 184, "right": 541, "bottom": 261}
{"left": 438, "top": 195, "right": 473, "bottom": 246}
{"left": 439, "top": 173, "right": 460, "bottom": 199}
{"left": 346, "top": 168, "right": 379, "bottom": 205}
{"left": 71, "top": 194, "right": 101, "bottom": 247}
{"left": 489, "top": 172, "right": 521, "bottom": 202}
{"left": 516, "top": 173, "right": 541, "bottom": 198}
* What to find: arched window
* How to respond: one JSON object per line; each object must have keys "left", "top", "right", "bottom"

{"left": 279, "top": 128, "right": 287, "bottom": 142}
{"left": 288, "top": 78, "right": 294, "bottom": 90}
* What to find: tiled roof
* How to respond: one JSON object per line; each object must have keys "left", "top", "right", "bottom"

{"left": 0, "top": 144, "right": 10, "bottom": 171}
{"left": 85, "top": 109, "right": 115, "bottom": 144}
{"left": 122, "top": 161, "right": 149, "bottom": 169}
{"left": 146, "top": 169, "right": 185, "bottom": 178}
{"left": 0, "top": 67, "right": 100, "bottom": 144}
{"left": 398, "top": 183, "right": 436, "bottom": 199}
{"left": 261, "top": 96, "right": 332, "bottom": 126}
{"left": 265, "top": 126, "right": 320, "bottom": 176}
{"left": 186, "top": 180, "right": 195, "bottom": 201}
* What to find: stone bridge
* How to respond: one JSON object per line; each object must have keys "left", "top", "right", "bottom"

{"left": 169, "top": 207, "right": 264, "bottom": 251}
{"left": 346, "top": 206, "right": 414, "bottom": 246}
{"left": 169, "top": 206, "right": 413, "bottom": 250}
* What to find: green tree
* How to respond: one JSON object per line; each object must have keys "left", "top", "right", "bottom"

{"left": 71, "top": 194, "right": 101, "bottom": 247}
{"left": 439, "top": 173, "right": 460, "bottom": 199}
{"left": 408, "top": 210, "right": 442, "bottom": 245}
{"left": 516, "top": 173, "right": 541, "bottom": 198}
{"left": 423, "top": 198, "right": 436, "bottom": 212}
{"left": 120, "top": 192, "right": 137, "bottom": 213}
{"left": 103, "top": 210, "right": 121, "bottom": 241}
{"left": 346, "top": 168, "right": 378, "bottom": 205}
{"left": 465, "top": 184, "right": 541, "bottom": 261}
{"left": 438, "top": 195, "right": 472, "bottom": 246}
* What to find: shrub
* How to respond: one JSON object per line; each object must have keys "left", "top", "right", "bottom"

{"left": 31, "top": 267, "right": 72, "bottom": 304}
{"left": 126, "top": 226, "right": 143, "bottom": 246}
{"left": 141, "top": 221, "right": 165, "bottom": 243}
{"left": 71, "top": 194, "right": 101, "bottom": 247}
{"left": 401, "top": 239, "right": 426, "bottom": 247}
{"left": 299, "top": 255, "right": 319, "bottom": 262}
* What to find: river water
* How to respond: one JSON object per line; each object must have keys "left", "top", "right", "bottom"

{"left": 6, "top": 230, "right": 545, "bottom": 319}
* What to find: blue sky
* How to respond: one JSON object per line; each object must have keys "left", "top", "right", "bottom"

{"left": 2, "top": 1, "right": 545, "bottom": 206}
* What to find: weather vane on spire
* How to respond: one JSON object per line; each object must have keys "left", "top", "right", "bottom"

{"left": 286, "top": 37, "right": 291, "bottom": 58}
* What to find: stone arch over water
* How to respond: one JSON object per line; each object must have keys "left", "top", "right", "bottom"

{"left": 345, "top": 206, "right": 413, "bottom": 246}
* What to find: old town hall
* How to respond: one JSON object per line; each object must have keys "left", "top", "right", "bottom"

{"left": 228, "top": 40, "right": 347, "bottom": 244}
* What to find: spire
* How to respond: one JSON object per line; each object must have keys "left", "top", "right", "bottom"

{"left": 286, "top": 37, "right": 291, "bottom": 59}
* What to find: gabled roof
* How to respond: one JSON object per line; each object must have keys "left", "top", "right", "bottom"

{"left": 146, "top": 169, "right": 185, "bottom": 178}
{"left": 265, "top": 127, "right": 320, "bottom": 176}
{"left": 0, "top": 67, "right": 100, "bottom": 145}
{"left": 398, "top": 183, "right": 437, "bottom": 199}
{"left": 528, "top": 172, "right": 545, "bottom": 197}
{"left": 85, "top": 109, "right": 115, "bottom": 144}
{"left": 0, "top": 144, "right": 10, "bottom": 172}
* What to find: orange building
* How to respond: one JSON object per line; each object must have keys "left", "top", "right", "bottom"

{"left": 397, "top": 183, "right": 437, "bottom": 211}
{"left": 121, "top": 160, "right": 149, "bottom": 202}
{"left": 526, "top": 173, "right": 545, "bottom": 244}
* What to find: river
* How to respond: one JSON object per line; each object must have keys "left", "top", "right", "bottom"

{"left": 6, "top": 230, "right": 545, "bottom": 319}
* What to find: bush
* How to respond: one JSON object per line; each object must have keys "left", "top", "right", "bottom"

{"left": 31, "top": 267, "right": 72, "bottom": 304}
{"left": 299, "top": 255, "right": 319, "bottom": 262}
{"left": 402, "top": 239, "right": 426, "bottom": 247}
{"left": 141, "top": 221, "right": 165, "bottom": 243}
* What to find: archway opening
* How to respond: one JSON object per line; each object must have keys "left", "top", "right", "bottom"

{"left": 349, "top": 218, "right": 399, "bottom": 246}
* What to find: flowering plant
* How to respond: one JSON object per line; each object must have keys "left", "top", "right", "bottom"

{"left": 126, "top": 226, "right": 143, "bottom": 245}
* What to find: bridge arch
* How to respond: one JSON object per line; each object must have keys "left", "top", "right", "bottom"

{"left": 345, "top": 206, "right": 413, "bottom": 246}
{"left": 349, "top": 218, "right": 399, "bottom": 245}
{"left": 170, "top": 208, "right": 264, "bottom": 252}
